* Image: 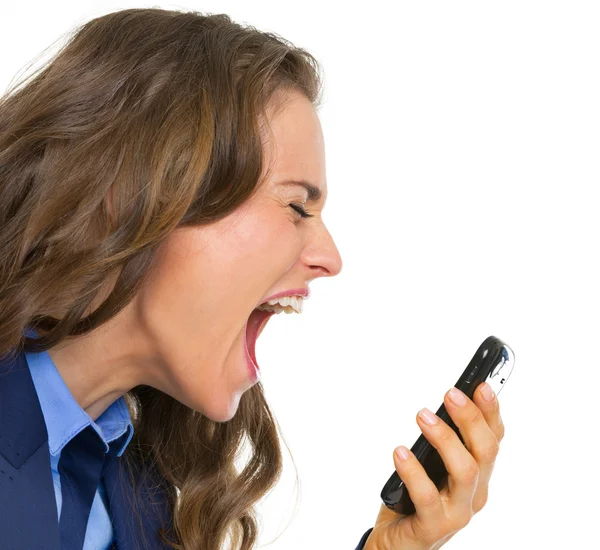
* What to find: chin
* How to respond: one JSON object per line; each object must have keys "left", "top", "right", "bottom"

{"left": 175, "top": 379, "right": 246, "bottom": 423}
{"left": 202, "top": 389, "right": 244, "bottom": 423}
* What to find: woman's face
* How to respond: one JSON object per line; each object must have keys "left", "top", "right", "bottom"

{"left": 134, "top": 89, "right": 342, "bottom": 421}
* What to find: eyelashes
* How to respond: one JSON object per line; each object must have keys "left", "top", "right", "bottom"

{"left": 289, "top": 203, "right": 314, "bottom": 219}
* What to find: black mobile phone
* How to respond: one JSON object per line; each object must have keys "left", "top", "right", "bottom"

{"left": 380, "top": 335, "right": 515, "bottom": 516}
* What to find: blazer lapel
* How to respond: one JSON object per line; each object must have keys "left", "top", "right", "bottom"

{"left": 0, "top": 351, "right": 61, "bottom": 550}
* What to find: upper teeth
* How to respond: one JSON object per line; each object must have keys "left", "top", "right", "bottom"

{"left": 257, "top": 296, "right": 303, "bottom": 314}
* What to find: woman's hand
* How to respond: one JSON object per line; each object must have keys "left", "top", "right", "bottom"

{"left": 364, "top": 382, "right": 504, "bottom": 550}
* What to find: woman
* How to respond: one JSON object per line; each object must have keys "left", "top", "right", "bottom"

{"left": 0, "top": 8, "right": 505, "bottom": 550}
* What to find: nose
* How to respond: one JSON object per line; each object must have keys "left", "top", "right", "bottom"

{"left": 303, "top": 222, "right": 343, "bottom": 279}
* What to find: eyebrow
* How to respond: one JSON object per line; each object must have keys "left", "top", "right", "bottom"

{"left": 277, "top": 179, "right": 323, "bottom": 202}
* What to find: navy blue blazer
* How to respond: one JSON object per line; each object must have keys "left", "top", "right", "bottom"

{"left": 0, "top": 349, "right": 373, "bottom": 549}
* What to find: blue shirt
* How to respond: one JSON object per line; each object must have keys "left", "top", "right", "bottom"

{"left": 24, "top": 329, "right": 134, "bottom": 550}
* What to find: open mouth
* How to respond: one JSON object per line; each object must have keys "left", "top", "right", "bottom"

{"left": 244, "top": 295, "right": 305, "bottom": 372}
{"left": 245, "top": 309, "right": 276, "bottom": 370}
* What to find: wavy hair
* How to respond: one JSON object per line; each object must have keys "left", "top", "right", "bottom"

{"left": 0, "top": 8, "right": 323, "bottom": 549}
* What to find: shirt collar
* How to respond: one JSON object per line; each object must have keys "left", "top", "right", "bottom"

{"left": 24, "top": 327, "right": 134, "bottom": 457}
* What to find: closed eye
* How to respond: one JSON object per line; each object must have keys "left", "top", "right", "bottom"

{"left": 289, "top": 203, "right": 314, "bottom": 219}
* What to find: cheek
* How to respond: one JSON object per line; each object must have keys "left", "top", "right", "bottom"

{"left": 230, "top": 207, "right": 302, "bottom": 276}
{"left": 260, "top": 222, "right": 301, "bottom": 276}
{"left": 139, "top": 214, "right": 300, "bottom": 330}
{"left": 141, "top": 204, "right": 302, "bottom": 318}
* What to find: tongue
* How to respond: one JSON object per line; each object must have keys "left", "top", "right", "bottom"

{"left": 246, "top": 309, "right": 274, "bottom": 367}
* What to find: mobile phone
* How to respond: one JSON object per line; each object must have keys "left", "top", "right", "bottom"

{"left": 380, "top": 335, "right": 515, "bottom": 515}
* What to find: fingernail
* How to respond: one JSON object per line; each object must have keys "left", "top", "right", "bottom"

{"left": 480, "top": 382, "right": 496, "bottom": 402}
{"left": 395, "top": 446, "right": 410, "bottom": 460}
{"left": 418, "top": 407, "right": 438, "bottom": 425}
{"left": 448, "top": 387, "right": 467, "bottom": 406}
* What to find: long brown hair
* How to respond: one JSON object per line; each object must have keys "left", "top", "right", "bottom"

{"left": 0, "top": 8, "right": 323, "bottom": 549}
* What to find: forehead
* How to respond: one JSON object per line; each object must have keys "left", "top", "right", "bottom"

{"left": 260, "top": 89, "right": 327, "bottom": 200}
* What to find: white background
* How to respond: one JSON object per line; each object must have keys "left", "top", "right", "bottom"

{"left": 2, "top": 2, "right": 598, "bottom": 548}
